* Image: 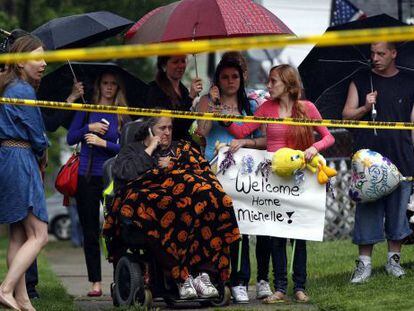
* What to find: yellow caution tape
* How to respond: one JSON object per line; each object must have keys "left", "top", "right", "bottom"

{"left": 2, "top": 96, "right": 414, "bottom": 130}
{"left": 0, "top": 25, "right": 413, "bottom": 63}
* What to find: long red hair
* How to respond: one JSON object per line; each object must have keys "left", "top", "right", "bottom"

{"left": 270, "top": 64, "right": 314, "bottom": 150}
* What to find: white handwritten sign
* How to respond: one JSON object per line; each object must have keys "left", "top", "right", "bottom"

{"left": 216, "top": 147, "right": 326, "bottom": 241}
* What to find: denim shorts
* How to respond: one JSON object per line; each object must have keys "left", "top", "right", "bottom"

{"left": 352, "top": 181, "right": 413, "bottom": 245}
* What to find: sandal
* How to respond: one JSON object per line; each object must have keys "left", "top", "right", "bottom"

{"left": 294, "top": 290, "right": 310, "bottom": 303}
{"left": 262, "top": 291, "right": 286, "bottom": 304}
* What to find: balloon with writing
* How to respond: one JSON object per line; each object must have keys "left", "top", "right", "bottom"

{"left": 349, "top": 149, "right": 406, "bottom": 203}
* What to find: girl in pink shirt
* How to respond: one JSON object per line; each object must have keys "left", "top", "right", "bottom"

{"left": 226, "top": 64, "right": 334, "bottom": 304}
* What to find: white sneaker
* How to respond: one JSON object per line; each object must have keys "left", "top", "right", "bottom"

{"left": 256, "top": 280, "right": 272, "bottom": 299}
{"left": 178, "top": 276, "right": 197, "bottom": 299}
{"left": 231, "top": 285, "right": 249, "bottom": 303}
{"left": 193, "top": 273, "right": 219, "bottom": 298}
{"left": 407, "top": 194, "right": 414, "bottom": 211}
{"left": 350, "top": 260, "right": 372, "bottom": 284}
{"left": 385, "top": 254, "right": 406, "bottom": 278}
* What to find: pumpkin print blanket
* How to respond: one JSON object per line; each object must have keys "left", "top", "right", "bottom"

{"left": 103, "top": 141, "right": 240, "bottom": 282}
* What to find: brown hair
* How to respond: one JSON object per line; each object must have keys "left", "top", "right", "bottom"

{"left": 213, "top": 59, "right": 250, "bottom": 115}
{"left": 270, "top": 64, "right": 314, "bottom": 150}
{"left": 221, "top": 51, "right": 248, "bottom": 82}
{"left": 155, "top": 56, "right": 182, "bottom": 108}
{"left": 92, "top": 71, "right": 128, "bottom": 132}
{"left": 0, "top": 34, "right": 44, "bottom": 94}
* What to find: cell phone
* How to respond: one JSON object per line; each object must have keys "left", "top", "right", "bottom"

{"left": 101, "top": 118, "right": 110, "bottom": 126}
{"left": 148, "top": 127, "right": 154, "bottom": 137}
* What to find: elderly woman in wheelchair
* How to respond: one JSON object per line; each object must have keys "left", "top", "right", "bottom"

{"left": 103, "top": 116, "right": 240, "bottom": 304}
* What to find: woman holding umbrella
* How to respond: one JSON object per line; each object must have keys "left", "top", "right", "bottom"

{"left": 0, "top": 34, "right": 48, "bottom": 311}
{"left": 66, "top": 71, "right": 129, "bottom": 297}
{"left": 145, "top": 55, "right": 203, "bottom": 142}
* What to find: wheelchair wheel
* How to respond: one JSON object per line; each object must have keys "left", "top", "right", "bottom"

{"left": 208, "top": 285, "right": 231, "bottom": 307}
{"left": 134, "top": 288, "right": 153, "bottom": 308}
{"left": 114, "top": 256, "right": 144, "bottom": 306}
{"left": 110, "top": 283, "right": 120, "bottom": 307}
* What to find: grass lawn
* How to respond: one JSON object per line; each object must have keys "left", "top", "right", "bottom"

{"left": 249, "top": 238, "right": 414, "bottom": 311}
{"left": 0, "top": 238, "right": 75, "bottom": 311}
{"left": 2, "top": 237, "right": 414, "bottom": 310}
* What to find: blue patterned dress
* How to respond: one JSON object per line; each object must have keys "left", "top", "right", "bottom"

{"left": 0, "top": 79, "right": 49, "bottom": 224}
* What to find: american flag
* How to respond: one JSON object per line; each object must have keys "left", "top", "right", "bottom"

{"left": 330, "top": 0, "right": 366, "bottom": 26}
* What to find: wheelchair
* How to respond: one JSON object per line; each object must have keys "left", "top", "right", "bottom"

{"left": 102, "top": 120, "right": 232, "bottom": 308}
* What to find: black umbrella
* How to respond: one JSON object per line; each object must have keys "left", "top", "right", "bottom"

{"left": 38, "top": 62, "right": 148, "bottom": 130}
{"left": 298, "top": 14, "right": 413, "bottom": 120}
{"left": 32, "top": 11, "right": 133, "bottom": 50}
{"left": 32, "top": 11, "right": 133, "bottom": 131}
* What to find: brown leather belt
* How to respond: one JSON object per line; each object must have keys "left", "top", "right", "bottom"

{"left": 1, "top": 140, "right": 31, "bottom": 148}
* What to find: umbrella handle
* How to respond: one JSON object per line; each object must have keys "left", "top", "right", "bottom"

{"left": 369, "top": 73, "right": 377, "bottom": 135}
{"left": 67, "top": 60, "right": 86, "bottom": 104}
{"left": 193, "top": 54, "right": 198, "bottom": 78}
{"left": 0, "top": 29, "right": 11, "bottom": 37}
{"left": 372, "top": 104, "right": 377, "bottom": 136}
{"left": 192, "top": 24, "right": 199, "bottom": 79}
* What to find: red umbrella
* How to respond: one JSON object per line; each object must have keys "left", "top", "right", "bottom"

{"left": 125, "top": 0, "right": 293, "bottom": 44}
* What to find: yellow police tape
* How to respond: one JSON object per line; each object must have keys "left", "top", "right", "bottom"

{"left": 2, "top": 96, "right": 414, "bottom": 130}
{"left": 0, "top": 25, "right": 413, "bottom": 63}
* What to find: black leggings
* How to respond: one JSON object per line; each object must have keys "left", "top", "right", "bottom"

{"left": 76, "top": 175, "right": 103, "bottom": 283}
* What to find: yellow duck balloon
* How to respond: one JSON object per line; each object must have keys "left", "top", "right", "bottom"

{"left": 271, "top": 148, "right": 337, "bottom": 184}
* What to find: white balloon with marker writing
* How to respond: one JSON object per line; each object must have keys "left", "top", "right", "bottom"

{"left": 349, "top": 149, "right": 406, "bottom": 203}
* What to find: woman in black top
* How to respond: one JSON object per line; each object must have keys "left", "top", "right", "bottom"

{"left": 145, "top": 55, "right": 203, "bottom": 142}
{"left": 105, "top": 116, "right": 240, "bottom": 299}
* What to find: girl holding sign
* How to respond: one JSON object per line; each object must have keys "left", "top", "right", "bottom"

{"left": 197, "top": 58, "right": 267, "bottom": 304}
{"left": 226, "top": 64, "right": 335, "bottom": 303}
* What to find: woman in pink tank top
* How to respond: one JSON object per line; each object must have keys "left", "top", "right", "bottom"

{"left": 226, "top": 64, "right": 335, "bottom": 304}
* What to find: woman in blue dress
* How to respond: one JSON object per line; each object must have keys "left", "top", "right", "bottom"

{"left": 0, "top": 35, "right": 48, "bottom": 311}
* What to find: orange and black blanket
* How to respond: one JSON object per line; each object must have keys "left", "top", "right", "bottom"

{"left": 103, "top": 141, "right": 240, "bottom": 282}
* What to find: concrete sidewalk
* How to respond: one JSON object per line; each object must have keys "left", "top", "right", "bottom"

{"left": 45, "top": 241, "right": 316, "bottom": 310}
{"left": 45, "top": 242, "right": 114, "bottom": 310}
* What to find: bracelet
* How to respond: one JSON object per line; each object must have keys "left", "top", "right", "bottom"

{"left": 250, "top": 139, "right": 257, "bottom": 147}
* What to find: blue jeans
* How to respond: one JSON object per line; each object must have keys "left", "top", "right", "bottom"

{"left": 68, "top": 202, "right": 83, "bottom": 247}
{"left": 230, "top": 235, "right": 250, "bottom": 286}
{"left": 273, "top": 238, "right": 307, "bottom": 293}
{"left": 353, "top": 181, "right": 413, "bottom": 245}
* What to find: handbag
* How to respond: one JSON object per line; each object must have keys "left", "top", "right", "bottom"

{"left": 55, "top": 147, "right": 80, "bottom": 197}
{"left": 55, "top": 112, "right": 89, "bottom": 198}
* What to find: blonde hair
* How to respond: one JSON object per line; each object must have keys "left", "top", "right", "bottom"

{"left": 270, "top": 64, "right": 314, "bottom": 150}
{"left": 92, "top": 72, "right": 128, "bottom": 132}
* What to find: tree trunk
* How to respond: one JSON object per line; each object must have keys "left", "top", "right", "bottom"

{"left": 21, "top": 0, "right": 32, "bottom": 30}
{"left": 3, "top": 0, "right": 16, "bottom": 17}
